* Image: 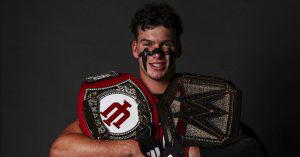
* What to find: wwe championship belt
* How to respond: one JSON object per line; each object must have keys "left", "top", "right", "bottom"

{"left": 77, "top": 71, "right": 157, "bottom": 140}
{"left": 158, "top": 73, "right": 241, "bottom": 147}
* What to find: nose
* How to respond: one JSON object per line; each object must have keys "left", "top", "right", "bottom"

{"left": 149, "top": 44, "right": 162, "bottom": 58}
{"left": 151, "top": 49, "right": 165, "bottom": 59}
{"left": 152, "top": 53, "right": 162, "bottom": 59}
{"left": 149, "top": 43, "right": 160, "bottom": 51}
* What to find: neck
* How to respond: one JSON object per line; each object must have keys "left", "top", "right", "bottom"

{"left": 139, "top": 73, "right": 171, "bottom": 95}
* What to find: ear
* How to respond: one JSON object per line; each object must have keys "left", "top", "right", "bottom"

{"left": 176, "top": 40, "right": 182, "bottom": 58}
{"left": 131, "top": 40, "right": 139, "bottom": 59}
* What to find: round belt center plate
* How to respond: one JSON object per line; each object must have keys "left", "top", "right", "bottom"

{"left": 99, "top": 94, "right": 139, "bottom": 134}
{"left": 78, "top": 73, "right": 155, "bottom": 140}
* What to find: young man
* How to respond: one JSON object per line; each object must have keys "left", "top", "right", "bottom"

{"left": 50, "top": 3, "right": 200, "bottom": 157}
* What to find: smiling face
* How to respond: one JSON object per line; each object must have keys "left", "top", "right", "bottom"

{"left": 132, "top": 26, "right": 181, "bottom": 81}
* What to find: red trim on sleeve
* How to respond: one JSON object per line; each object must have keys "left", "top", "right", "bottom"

{"left": 185, "top": 146, "right": 190, "bottom": 157}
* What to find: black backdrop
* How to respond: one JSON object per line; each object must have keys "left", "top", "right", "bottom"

{"left": 1, "top": 0, "right": 299, "bottom": 156}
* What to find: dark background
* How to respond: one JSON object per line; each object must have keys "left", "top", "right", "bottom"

{"left": 1, "top": 0, "right": 299, "bottom": 156}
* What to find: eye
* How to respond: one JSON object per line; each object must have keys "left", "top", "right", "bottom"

{"left": 143, "top": 42, "right": 151, "bottom": 47}
{"left": 164, "top": 43, "right": 172, "bottom": 47}
{"left": 162, "top": 42, "right": 174, "bottom": 49}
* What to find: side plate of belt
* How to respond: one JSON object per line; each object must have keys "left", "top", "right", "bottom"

{"left": 158, "top": 73, "right": 241, "bottom": 147}
{"left": 77, "top": 71, "right": 156, "bottom": 140}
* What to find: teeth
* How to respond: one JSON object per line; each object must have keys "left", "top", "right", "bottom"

{"left": 152, "top": 64, "right": 162, "bottom": 67}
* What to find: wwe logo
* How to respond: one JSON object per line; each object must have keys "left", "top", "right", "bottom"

{"left": 100, "top": 100, "right": 132, "bottom": 129}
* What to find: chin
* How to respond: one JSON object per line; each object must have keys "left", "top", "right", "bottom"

{"left": 147, "top": 70, "right": 171, "bottom": 81}
{"left": 149, "top": 74, "right": 165, "bottom": 80}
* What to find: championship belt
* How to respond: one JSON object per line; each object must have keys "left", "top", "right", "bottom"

{"left": 158, "top": 73, "right": 241, "bottom": 147}
{"left": 77, "top": 71, "right": 157, "bottom": 140}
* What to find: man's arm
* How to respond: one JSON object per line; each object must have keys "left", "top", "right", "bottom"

{"left": 49, "top": 119, "right": 145, "bottom": 157}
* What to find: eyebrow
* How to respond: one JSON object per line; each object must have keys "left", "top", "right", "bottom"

{"left": 160, "top": 40, "right": 174, "bottom": 44}
{"left": 139, "top": 39, "right": 153, "bottom": 43}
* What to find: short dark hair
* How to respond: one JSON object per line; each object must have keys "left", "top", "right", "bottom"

{"left": 129, "top": 2, "right": 183, "bottom": 41}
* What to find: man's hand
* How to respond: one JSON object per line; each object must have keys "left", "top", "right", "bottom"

{"left": 137, "top": 124, "right": 162, "bottom": 157}
{"left": 161, "top": 139, "right": 187, "bottom": 157}
{"left": 137, "top": 124, "right": 200, "bottom": 157}
{"left": 161, "top": 139, "right": 200, "bottom": 157}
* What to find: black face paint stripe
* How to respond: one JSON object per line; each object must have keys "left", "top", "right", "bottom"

{"left": 138, "top": 48, "right": 176, "bottom": 72}
{"left": 139, "top": 48, "right": 150, "bottom": 71}
{"left": 152, "top": 48, "right": 166, "bottom": 56}
{"left": 142, "top": 51, "right": 148, "bottom": 72}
